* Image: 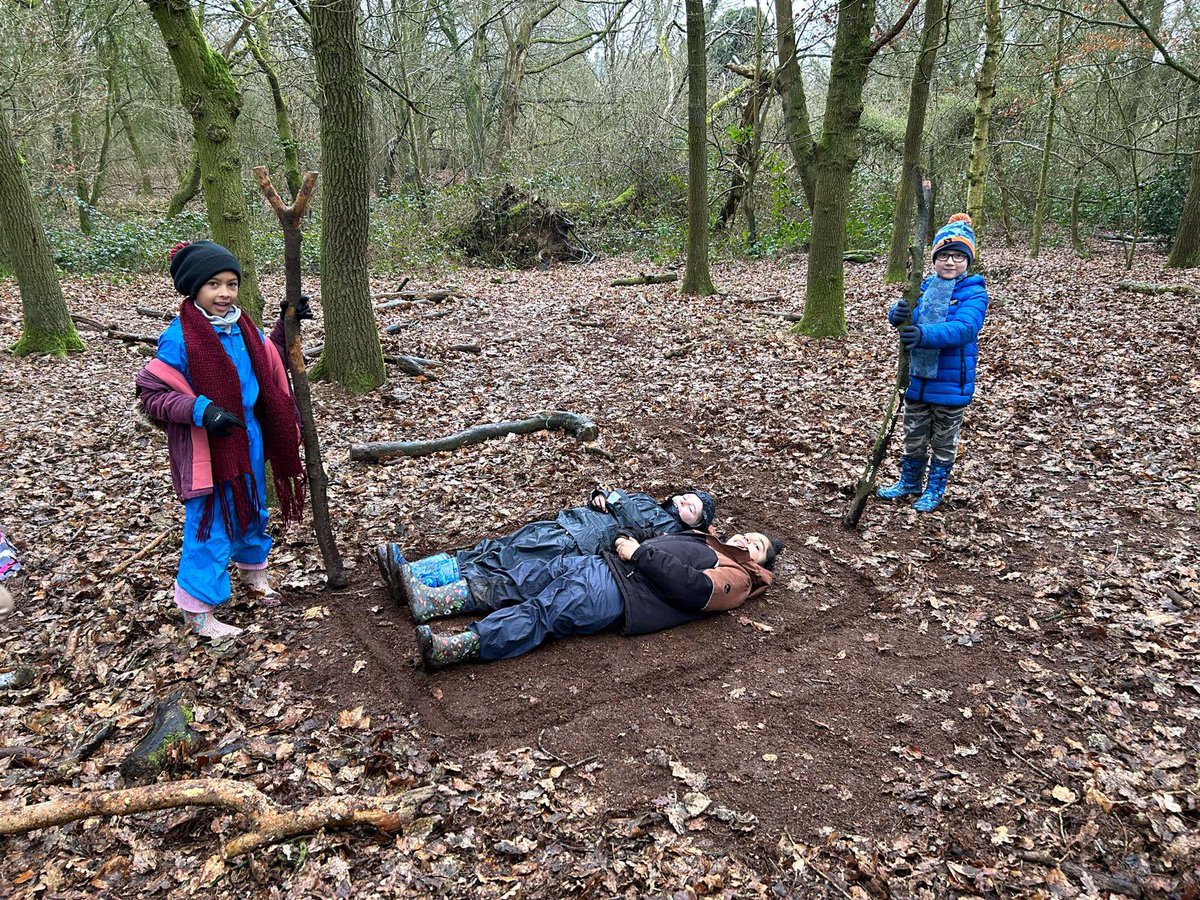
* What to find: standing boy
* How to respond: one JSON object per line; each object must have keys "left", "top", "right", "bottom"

{"left": 878, "top": 213, "right": 990, "bottom": 511}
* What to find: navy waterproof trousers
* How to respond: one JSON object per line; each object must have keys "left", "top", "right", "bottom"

{"left": 470, "top": 556, "right": 623, "bottom": 660}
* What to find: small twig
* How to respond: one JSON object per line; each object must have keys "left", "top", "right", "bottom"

{"left": 536, "top": 729, "right": 598, "bottom": 770}
{"left": 106, "top": 530, "right": 171, "bottom": 577}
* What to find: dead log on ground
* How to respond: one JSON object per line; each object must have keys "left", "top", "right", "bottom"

{"left": 351, "top": 411, "right": 600, "bottom": 462}
{"left": 119, "top": 691, "right": 201, "bottom": 784}
{"left": 447, "top": 344, "right": 481, "bottom": 354}
{"left": 387, "top": 355, "right": 438, "bottom": 379}
{"left": 760, "top": 310, "right": 803, "bottom": 322}
{"left": 610, "top": 272, "right": 678, "bottom": 287}
{"left": 1118, "top": 280, "right": 1199, "bottom": 296}
{"left": 0, "top": 778, "right": 436, "bottom": 864}
{"left": 137, "top": 306, "right": 174, "bottom": 321}
{"left": 843, "top": 250, "right": 875, "bottom": 263}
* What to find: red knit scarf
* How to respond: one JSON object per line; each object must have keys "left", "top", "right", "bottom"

{"left": 179, "top": 300, "right": 305, "bottom": 540}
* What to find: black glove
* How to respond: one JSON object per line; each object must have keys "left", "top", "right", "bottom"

{"left": 899, "top": 325, "right": 922, "bottom": 349}
{"left": 279, "top": 294, "right": 314, "bottom": 321}
{"left": 891, "top": 299, "right": 911, "bottom": 325}
{"left": 201, "top": 403, "right": 246, "bottom": 438}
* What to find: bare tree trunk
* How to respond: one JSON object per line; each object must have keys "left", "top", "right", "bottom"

{"left": 1030, "top": 11, "right": 1065, "bottom": 258}
{"left": 773, "top": 0, "right": 816, "bottom": 210}
{"left": 1167, "top": 127, "right": 1200, "bottom": 267}
{"left": 308, "top": 0, "right": 386, "bottom": 392}
{"left": 0, "top": 106, "right": 84, "bottom": 357}
{"left": 964, "top": 0, "right": 1002, "bottom": 242}
{"left": 681, "top": 0, "right": 716, "bottom": 295}
{"left": 883, "top": 0, "right": 945, "bottom": 283}
{"left": 143, "top": 0, "right": 264, "bottom": 320}
{"left": 240, "top": 0, "right": 302, "bottom": 199}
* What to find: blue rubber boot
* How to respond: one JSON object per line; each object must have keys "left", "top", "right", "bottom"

{"left": 374, "top": 544, "right": 407, "bottom": 602}
{"left": 877, "top": 455, "right": 927, "bottom": 500}
{"left": 913, "top": 461, "right": 953, "bottom": 512}
{"left": 409, "top": 552, "right": 461, "bottom": 588}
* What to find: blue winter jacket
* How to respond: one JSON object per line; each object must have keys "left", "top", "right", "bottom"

{"left": 888, "top": 273, "right": 989, "bottom": 407}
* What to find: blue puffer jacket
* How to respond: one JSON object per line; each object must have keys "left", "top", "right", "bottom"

{"left": 888, "top": 273, "right": 989, "bottom": 407}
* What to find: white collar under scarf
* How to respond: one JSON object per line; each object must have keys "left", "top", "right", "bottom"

{"left": 192, "top": 301, "right": 242, "bottom": 333}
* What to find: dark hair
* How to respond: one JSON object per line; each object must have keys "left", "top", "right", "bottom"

{"left": 761, "top": 533, "right": 785, "bottom": 571}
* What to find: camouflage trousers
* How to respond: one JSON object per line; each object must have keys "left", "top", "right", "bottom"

{"left": 902, "top": 400, "right": 966, "bottom": 466}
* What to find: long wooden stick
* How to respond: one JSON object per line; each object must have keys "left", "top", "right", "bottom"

{"left": 0, "top": 778, "right": 435, "bottom": 862}
{"left": 844, "top": 167, "right": 930, "bottom": 530}
{"left": 252, "top": 166, "right": 348, "bottom": 589}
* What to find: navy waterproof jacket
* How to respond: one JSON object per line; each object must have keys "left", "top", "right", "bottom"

{"left": 888, "top": 273, "right": 989, "bottom": 407}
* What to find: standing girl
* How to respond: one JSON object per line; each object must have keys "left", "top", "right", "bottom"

{"left": 136, "top": 241, "right": 305, "bottom": 638}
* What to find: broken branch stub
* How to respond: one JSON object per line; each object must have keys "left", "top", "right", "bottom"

{"left": 350, "top": 411, "right": 600, "bottom": 462}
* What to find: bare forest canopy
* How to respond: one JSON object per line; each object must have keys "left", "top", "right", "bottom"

{"left": 3, "top": 0, "right": 1200, "bottom": 282}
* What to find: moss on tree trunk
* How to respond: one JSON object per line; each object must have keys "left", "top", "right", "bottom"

{"left": 308, "top": 0, "right": 385, "bottom": 392}
{"left": 793, "top": 0, "right": 876, "bottom": 339}
{"left": 144, "top": 0, "right": 263, "bottom": 321}
{"left": 0, "top": 105, "right": 84, "bottom": 357}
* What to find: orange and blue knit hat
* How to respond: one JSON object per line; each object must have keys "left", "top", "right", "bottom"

{"left": 930, "top": 213, "right": 976, "bottom": 264}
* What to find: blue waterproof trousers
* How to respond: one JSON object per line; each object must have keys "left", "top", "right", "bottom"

{"left": 471, "top": 556, "right": 623, "bottom": 660}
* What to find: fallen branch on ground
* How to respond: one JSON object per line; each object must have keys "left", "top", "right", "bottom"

{"left": 373, "top": 289, "right": 466, "bottom": 309}
{"left": 760, "top": 310, "right": 803, "bottom": 322}
{"left": 137, "top": 306, "right": 174, "bottom": 321}
{"left": 610, "top": 272, "right": 677, "bottom": 287}
{"left": 302, "top": 344, "right": 440, "bottom": 379}
{"left": 0, "top": 777, "right": 436, "bottom": 863}
{"left": 350, "top": 411, "right": 600, "bottom": 462}
{"left": 1016, "top": 852, "right": 1144, "bottom": 899}
{"left": 1117, "top": 280, "right": 1199, "bottom": 296}
{"left": 106, "top": 530, "right": 171, "bottom": 577}
{"left": 71, "top": 315, "right": 157, "bottom": 346}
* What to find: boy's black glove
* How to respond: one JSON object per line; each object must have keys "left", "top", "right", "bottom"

{"left": 279, "top": 294, "right": 314, "bottom": 321}
{"left": 202, "top": 404, "right": 247, "bottom": 437}
{"left": 899, "top": 325, "right": 922, "bottom": 348}
{"left": 891, "top": 299, "right": 911, "bottom": 325}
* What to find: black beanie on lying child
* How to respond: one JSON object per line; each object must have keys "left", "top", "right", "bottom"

{"left": 169, "top": 240, "right": 242, "bottom": 298}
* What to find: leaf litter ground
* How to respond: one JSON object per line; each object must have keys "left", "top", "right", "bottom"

{"left": 0, "top": 248, "right": 1197, "bottom": 897}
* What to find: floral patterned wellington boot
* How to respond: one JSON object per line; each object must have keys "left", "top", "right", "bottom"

{"left": 416, "top": 625, "right": 480, "bottom": 670}
{"left": 401, "top": 568, "right": 479, "bottom": 623}
{"left": 238, "top": 567, "right": 281, "bottom": 607}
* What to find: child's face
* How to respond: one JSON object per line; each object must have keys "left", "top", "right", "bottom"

{"left": 195, "top": 271, "right": 240, "bottom": 316}
{"left": 933, "top": 250, "right": 969, "bottom": 279}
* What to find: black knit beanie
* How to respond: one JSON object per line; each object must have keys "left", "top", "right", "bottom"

{"left": 169, "top": 240, "right": 242, "bottom": 297}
